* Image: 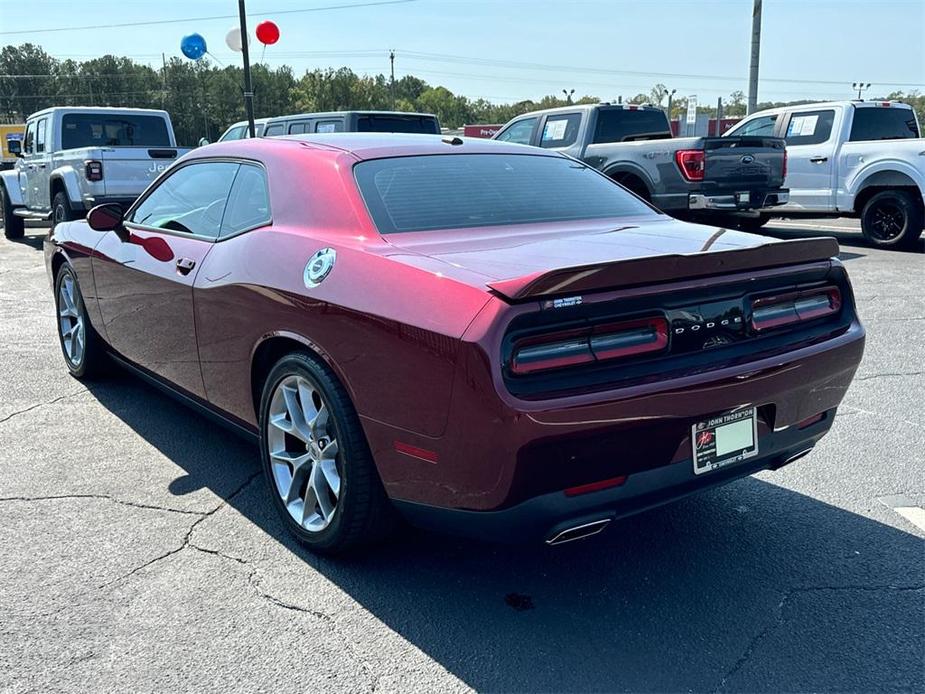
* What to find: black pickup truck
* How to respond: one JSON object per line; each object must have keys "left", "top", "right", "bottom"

{"left": 493, "top": 103, "right": 789, "bottom": 228}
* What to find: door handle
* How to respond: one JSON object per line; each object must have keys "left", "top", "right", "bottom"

{"left": 809, "top": 156, "right": 828, "bottom": 163}
{"left": 36, "top": 163, "right": 46, "bottom": 169}
{"left": 176, "top": 257, "right": 196, "bottom": 275}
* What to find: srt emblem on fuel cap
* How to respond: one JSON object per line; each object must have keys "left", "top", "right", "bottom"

{"left": 304, "top": 248, "right": 337, "bottom": 288}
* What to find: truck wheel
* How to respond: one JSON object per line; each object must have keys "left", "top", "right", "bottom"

{"left": 1, "top": 184, "right": 25, "bottom": 240}
{"left": 52, "top": 191, "right": 74, "bottom": 226}
{"left": 860, "top": 190, "right": 923, "bottom": 250}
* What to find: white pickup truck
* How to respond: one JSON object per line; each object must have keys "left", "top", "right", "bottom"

{"left": 0, "top": 107, "right": 189, "bottom": 240}
{"left": 725, "top": 100, "right": 925, "bottom": 248}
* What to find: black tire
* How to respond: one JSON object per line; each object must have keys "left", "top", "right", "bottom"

{"left": 54, "top": 263, "right": 106, "bottom": 379}
{"left": 52, "top": 191, "right": 74, "bottom": 227}
{"left": 1, "top": 184, "right": 25, "bottom": 240}
{"left": 258, "top": 351, "right": 396, "bottom": 554}
{"left": 860, "top": 190, "right": 923, "bottom": 250}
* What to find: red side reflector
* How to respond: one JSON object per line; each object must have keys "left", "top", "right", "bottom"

{"left": 675, "top": 149, "right": 705, "bottom": 181}
{"left": 394, "top": 441, "right": 438, "bottom": 464}
{"left": 565, "top": 476, "right": 628, "bottom": 497}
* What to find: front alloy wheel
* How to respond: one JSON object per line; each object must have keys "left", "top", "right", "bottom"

{"left": 54, "top": 263, "right": 105, "bottom": 379}
{"left": 267, "top": 375, "right": 342, "bottom": 532}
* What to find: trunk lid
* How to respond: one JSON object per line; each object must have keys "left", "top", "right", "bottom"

{"left": 383, "top": 216, "right": 837, "bottom": 301}
{"left": 700, "top": 136, "right": 786, "bottom": 193}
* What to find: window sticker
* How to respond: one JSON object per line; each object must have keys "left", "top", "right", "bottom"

{"left": 543, "top": 118, "right": 569, "bottom": 142}
{"left": 788, "top": 114, "right": 819, "bottom": 137}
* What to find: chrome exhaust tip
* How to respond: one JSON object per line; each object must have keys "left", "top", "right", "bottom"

{"left": 545, "top": 519, "right": 611, "bottom": 546}
{"left": 782, "top": 447, "right": 814, "bottom": 465}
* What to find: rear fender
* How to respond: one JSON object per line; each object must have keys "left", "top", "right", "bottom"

{"left": 49, "top": 166, "right": 86, "bottom": 210}
{"left": 0, "top": 169, "right": 24, "bottom": 206}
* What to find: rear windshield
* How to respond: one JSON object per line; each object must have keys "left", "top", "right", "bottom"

{"left": 356, "top": 115, "right": 440, "bottom": 134}
{"left": 61, "top": 114, "right": 171, "bottom": 148}
{"left": 354, "top": 153, "right": 653, "bottom": 234}
{"left": 592, "top": 109, "right": 671, "bottom": 143}
{"left": 849, "top": 107, "right": 919, "bottom": 141}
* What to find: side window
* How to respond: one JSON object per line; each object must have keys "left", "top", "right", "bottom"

{"left": 495, "top": 117, "right": 538, "bottom": 145}
{"left": 729, "top": 114, "right": 778, "bottom": 137}
{"left": 288, "top": 122, "right": 309, "bottom": 134}
{"left": 220, "top": 125, "right": 246, "bottom": 142}
{"left": 315, "top": 120, "right": 343, "bottom": 133}
{"left": 264, "top": 123, "right": 285, "bottom": 137}
{"left": 129, "top": 162, "right": 239, "bottom": 239}
{"left": 220, "top": 164, "right": 271, "bottom": 238}
{"left": 784, "top": 110, "right": 835, "bottom": 146}
{"left": 23, "top": 121, "right": 35, "bottom": 154}
{"left": 35, "top": 118, "right": 48, "bottom": 153}
{"left": 540, "top": 113, "right": 581, "bottom": 148}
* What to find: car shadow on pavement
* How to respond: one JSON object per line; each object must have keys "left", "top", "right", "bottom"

{"left": 763, "top": 224, "right": 925, "bottom": 255}
{"left": 84, "top": 370, "right": 924, "bottom": 693}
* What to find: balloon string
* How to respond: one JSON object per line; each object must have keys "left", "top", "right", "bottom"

{"left": 207, "top": 51, "right": 225, "bottom": 67}
{"left": 260, "top": 45, "right": 266, "bottom": 65}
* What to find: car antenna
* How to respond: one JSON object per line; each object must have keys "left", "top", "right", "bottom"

{"left": 442, "top": 136, "right": 464, "bottom": 146}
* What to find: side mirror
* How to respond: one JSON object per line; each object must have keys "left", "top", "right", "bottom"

{"left": 8, "top": 139, "right": 22, "bottom": 156}
{"left": 198, "top": 137, "right": 210, "bottom": 147}
{"left": 86, "top": 203, "right": 124, "bottom": 232}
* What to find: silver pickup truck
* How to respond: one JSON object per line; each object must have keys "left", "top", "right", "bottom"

{"left": 494, "top": 103, "right": 789, "bottom": 227}
{"left": 1, "top": 107, "right": 189, "bottom": 239}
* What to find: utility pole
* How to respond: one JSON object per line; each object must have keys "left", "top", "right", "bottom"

{"left": 161, "top": 53, "right": 167, "bottom": 109}
{"left": 716, "top": 97, "right": 724, "bottom": 135}
{"left": 852, "top": 82, "right": 871, "bottom": 99}
{"left": 747, "top": 0, "right": 762, "bottom": 115}
{"left": 562, "top": 88, "right": 574, "bottom": 104}
{"left": 238, "top": 0, "right": 257, "bottom": 138}
{"left": 389, "top": 50, "right": 395, "bottom": 107}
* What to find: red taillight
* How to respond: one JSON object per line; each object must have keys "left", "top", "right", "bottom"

{"left": 393, "top": 441, "right": 439, "bottom": 464}
{"left": 511, "top": 317, "right": 668, "bottom": 375}
{"left": 85, "top": 160, "right": 103, "bottom": 181}
{"left": 564, "top": 475, "right": 628, "bottom": 497}
{"left": 751, "top": 287, "right": 842, "bottom": 332}
{"left": 675, "top": 149, "right": 705, "bottom": 181}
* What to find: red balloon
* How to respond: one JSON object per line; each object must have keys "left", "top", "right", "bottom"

{"left": 256, "top": 20, "right": 280, "bottom": 45}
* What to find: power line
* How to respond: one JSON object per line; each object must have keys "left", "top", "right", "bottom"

{"left": 0, "top": 0, "right": 418, "bottom": 36}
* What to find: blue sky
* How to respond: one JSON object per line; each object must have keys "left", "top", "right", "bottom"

{"left": 1, "top": 0, "right": 923, "bottom": 105}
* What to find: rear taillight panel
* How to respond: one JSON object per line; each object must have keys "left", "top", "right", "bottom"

{"left": 675, "top": 149, "right": 705, "bottom": 181}
{"left": 751, "top": 287, "right": 842, "bottom": 332}
{"left": 84, "top": 160, "right": 103, "bottom": 181}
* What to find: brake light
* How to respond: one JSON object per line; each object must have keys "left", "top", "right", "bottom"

{"left": 675, "top": 149, "right": 705, "bottom": 181}
{"left": 751, "top": 287, "right": 842, "bottom": 332}
{"left": 85, "top": 160, "right": 103, "bottom": 181}
{"left": 511, "top": 317, "right": 668, "bottom": 375}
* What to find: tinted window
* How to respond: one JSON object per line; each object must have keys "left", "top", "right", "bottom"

{"left": 784, "top": 110, "right": 835, "bottom": 146}
{"left": 220, "top": 125, "right": 246, "bottom": 142}
{"left": 288, "top": 122, "right": 309, "bottom": 134}
{"left": 35, "top": 118, "right": 47, "bottom": 153}
{"left": 315, "top": 120, "right": 343, "bottom": 133}
{"left": 728, "top": 114, "right": 778, "bottom": 138}
{"left": 356, "top": 115, "right": 440, "bottom": 134}
{"left": 264, "top": 123, "right": 285, "bottom": 137}
{"left": 495, "top": 117, "right": 537, "bottom": 145}
{"left": 60, "top": 114, "right": 170, "bottom": 148}
{"left": 592, "top": 109, "right": 671, "bottom": 143}
{"left": 130, "top": 162, "right": 238, "bottom": 238}
{"left": 23, "top": 121, "right": 34, "bottom": 154}
{"left": 220, "top": 164, "right": 271, "bottom": 238}
{"left": 540, "top": 113, "right": 581, "bottom": 148}
{"left": 355, "top": 154, "right": 653, "bottom": 234}
{"left": 849, "top": 107, "right": 919, "bottom": 141}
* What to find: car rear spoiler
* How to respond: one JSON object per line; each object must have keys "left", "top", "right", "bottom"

{"left": 486, "top": 237, "right": 839, "bottom": 302}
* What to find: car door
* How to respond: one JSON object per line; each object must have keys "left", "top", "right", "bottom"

{"left": 32, "top": 117, "right": 50, "bottom": 209}
{"left": 16, "top": 120, "right": 36, "bottom": 208}
{"left": 779, "top": 108, "right": 838, "bottom": 211}
{"left": 92, "top": 160, "right": 240, "bottom": 398}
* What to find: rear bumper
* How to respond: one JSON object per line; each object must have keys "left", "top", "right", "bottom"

{"left": 394, "top": 410, "right": 833, "bottom": 544}
{"left": 689, "top": 189, "right": 789, "bottom": 211}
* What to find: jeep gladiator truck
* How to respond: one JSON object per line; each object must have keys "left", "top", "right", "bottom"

{"left": 0, "top": 107, "right": 189, "bottom": 239}
{"left": 493, "top": 103, "right": 789, "bottom": 226}
{"left": 725, "top": 100, "right": 925, "bottom": 248}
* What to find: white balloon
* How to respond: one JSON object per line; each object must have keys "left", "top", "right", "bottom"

{"left": 225, "top": 27, "right": 248, "bottom": 52}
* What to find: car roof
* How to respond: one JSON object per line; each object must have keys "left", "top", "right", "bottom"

{"left": 197, "top": 132, "right": 559, "bottom": 161}
{"left": 746, "top": 100, "right": 915, "bottom": 117}
{"left": 27, "top": 106, "right": 170, "bottom": 119}
{"left": 266, "top": 110, "right": 437, "bottom": 124}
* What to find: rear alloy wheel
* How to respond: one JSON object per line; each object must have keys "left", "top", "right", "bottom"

{"left": 860, "top": 190, "right": 923, "bottom": 250}
{"left": 55, "top": 263, "right": 105, "bottom": 379}
{"left": 259, "top": 352, "right": 395, "bottom": 554}
{"left": 52, "top": 191, "right": 74, "bottom": 226}
{"left": 1, "top": 184, "right": 25, "bottom": 240}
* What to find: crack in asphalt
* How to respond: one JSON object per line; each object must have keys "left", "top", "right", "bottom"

{"left": 0, "top": 388, "right": 89, "bottom": 424}
{"left": 856, "top": 371, "right": 924, "bottom": 381}
{"left": 715, "top": 584, "right": 925, "bottom": 691}
{"left": 0, "top": 493, "right": 206, "bottom": 516}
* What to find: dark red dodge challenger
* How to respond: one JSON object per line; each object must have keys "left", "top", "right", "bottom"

{"left": 45, "top": 134, "right": 865, "bottom": 553}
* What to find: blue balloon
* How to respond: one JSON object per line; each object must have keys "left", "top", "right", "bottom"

{"left": 180, "top": 33, "right": 207, "bottom": 60}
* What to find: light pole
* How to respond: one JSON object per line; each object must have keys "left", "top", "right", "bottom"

{"left": 852, "top": 82, "right": 871, "bottom": 99}
{"left": 747, "top": 0, "right": 762, "bottom": 115}
{"left": 666, "top": 88, "right": 677, "bottom": 119}
{"left": 237, "top": 0, "right": 256, "bottom": 138}
{"left": 562, "top": 88, "right": 575, "bottom": 104}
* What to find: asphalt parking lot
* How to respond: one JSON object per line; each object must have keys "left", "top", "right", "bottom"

{"left": 1, "top": 219, "right": 922, "bottom": 693}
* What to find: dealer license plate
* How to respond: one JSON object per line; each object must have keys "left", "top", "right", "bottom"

{"left": 692, "top": 408, "right": 758, "bottom": 475}
{"left": 736, "top": 191, "right": 751, "bottom": 204}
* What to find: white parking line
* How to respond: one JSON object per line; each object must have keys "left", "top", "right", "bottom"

{"left": 893, "top": 505, "right": 925, "bottom": 533}
{"left": 770, "top": 221, "right": 859, "bottom": 232}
